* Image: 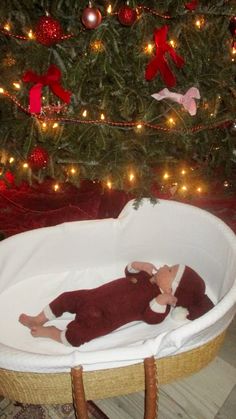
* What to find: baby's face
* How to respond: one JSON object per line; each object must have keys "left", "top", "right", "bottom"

{"left": 155, "top": 264, "right": 179, "bottom": 294}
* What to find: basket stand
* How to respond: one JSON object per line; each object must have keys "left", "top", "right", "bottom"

{"left": 71, "top": 356, "right": 158, "bottom": 419}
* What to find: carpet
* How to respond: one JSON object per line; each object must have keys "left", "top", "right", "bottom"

{"left": 0, "top": 396, "right": 109, "bottom": 418}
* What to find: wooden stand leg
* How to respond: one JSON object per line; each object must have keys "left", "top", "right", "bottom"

{"left": 71, "top": 366, "right": 89, "bottom": 419}
{"left": 71, "top": 357, "right": 158, "bottom": 419}
{"left": 144, "top": 357, "right": 158, "bottom": 419}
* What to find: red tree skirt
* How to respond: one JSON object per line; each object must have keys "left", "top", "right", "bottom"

{"left": 0, "top": 179, "right": 235, "bottom": 238}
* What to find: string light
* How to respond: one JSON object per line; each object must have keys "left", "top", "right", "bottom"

{"left": 82, "top": 109, "right": 87, "bottom": 117}
{"left": 232, "top": 42, "right": 236, "bottom": 55}
{"left": 195, "top": 16, "right": 205, "bottom": 29}
{"left": 196, "top": 186, "right": 202, "bottom": 193}
{"left": 0, "top": 88, "right": 4, "bottom": 94}
{"left": 144, "top": 43, "right": 154, "bottom": 54}
{"left": 70, "top": 167, "right": 76, "bottom": 175}
{"left": 163, "top": 172, "right": 170, "bottom": 180}
{"left": 106, "top": 180, "right": 112, "bottom": 189}
{"left": 12, "top": 82, "right": 21, "bottom": 89}
{"left": 223, "top": 180, "right": 229, "bottom": 188}
{"left": 136, "top": 123, "right": 143, "bottom": 130}
{"left": 53, "top": 183, "right": 60, "bottom": 191}
{"left": 9, "top": 157, "right": 15, "bottom": 163}
{"left": 129, "top": 172, "right": 135, "bottom": 182}
{"left": 169, "top": 39, "right": 177, "bottom": 48}
{"left": 22, "top": 163, "right": 29, "bottom": 169}
{"left": 167, "top": 117, "right": 176, "bottom": 127}
{"left": 181, "top": 185, "right": 188, "bottom": 191}
{"left": 28, "top": 29, "right": 34, "bottom": 39}
{"left": 181, "top": 169, "right": 187, "bottom": 175}
{"left": 100, "top": 113, "right": 105, "bottom": 120}
{"left": 107, "top": 4, "right": 112, "bottom": 14}
{"left": 3, "top": 23, "right": 11, "bottom": 31}
{"left": 90, "top": 40, "right": 104, "bottom": 52}
{"left": 52, "top": 122, "right": 59, "bottom": 129}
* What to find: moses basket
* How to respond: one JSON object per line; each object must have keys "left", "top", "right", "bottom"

{"left": 0, "top": 199, "right": 235, "bottom": 417}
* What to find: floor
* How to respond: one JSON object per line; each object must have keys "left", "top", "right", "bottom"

{"left": 94, "top": 316, "right": 236, "bottom": 419}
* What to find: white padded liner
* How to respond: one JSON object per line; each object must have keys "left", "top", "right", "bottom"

{"left": 0, "top": 199, "right": 235, "bottom": 373}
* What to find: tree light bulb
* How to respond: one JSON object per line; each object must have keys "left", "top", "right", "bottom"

{"left": 9, "top": 157, "right": 15, "bottom": 163}
{"left": 169, "top": 39, "right": 177, "bottom": 48}
{"left": 196, "top": 187, "right": 202, "bottom": 193}
{"left": 181, "top": 185, "right": 187, "bottom": 191}
{"left": 195, "top": 16, "right": 205, "bottom": 29}
{"left": 82, "top": 109, "right": 87, "bottom": 117}
{"left": 70, "top": 167, "right": 76, "bottom": 174}
{"left": 13, "top": 82, "right": 21, "bottom": 89}
{"left": 167, "top": 117, "right": 175, "bottom": 126}
{"left": 100, "top": 113, "right": 105, "bottom": 120}
{"left": 107, "top": 5, "right": 112, "bottom": 14}
{"left": 0, "top": 88, "right": 4, "bottom": 94}
{"left": 23, "top": 163, "right": 29, "bottom": 169}
{"left": 90, "top": 40, "right": 104, "bottom": 52}
{"left": 52, "top": 122, "right": 59, "bottom": 129}
{"left": 28, "top": 29, "right": 34, "bottom": 39}
{"left": 144, "top": 43, "right": 154, "bottom": 54}
{"left": 129, "top": 172, "right": 135, "bottom": 182}
{"left": 181, "top": 169, "right": 186, "bottom": 175}
{"left": 163, "top": 172, "right": 170, "bottom": 180}
{"left": 106, "top": 180, "right": 112, "bottom": 189}
{"left": 53, "top": 183, "right": 60, "bottom": 191}
{"left": 136, "top": 123, "right": 142, "bottom": 130}
{"left": 42, "top": 122, "right": 47, "bottom": 128}
{"left": 4, "top": 23, "right": 11, "bottom": 31}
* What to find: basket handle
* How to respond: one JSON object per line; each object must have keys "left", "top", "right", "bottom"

{"left": 71, "top": 356, "right": 158, "bottom": 419}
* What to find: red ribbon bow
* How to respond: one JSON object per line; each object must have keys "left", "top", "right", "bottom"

{"left": 145, "top": 25, "right": 185, "bottom": 88}
{"left": 22, "top": 64, "right": 71, "bottom": 114}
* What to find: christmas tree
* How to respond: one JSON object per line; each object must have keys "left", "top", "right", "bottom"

{"left": 0, "top": 0, "right": 235, "bottom": 199}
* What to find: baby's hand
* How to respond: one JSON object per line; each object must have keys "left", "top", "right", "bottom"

{"left": 156, "top": 293, "right": 177, "bottom": 307}
{"left": 131, "top": 261, "right": 157, "bottom": 275}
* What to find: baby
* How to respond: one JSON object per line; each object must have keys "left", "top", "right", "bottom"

{"left": 19, "top": 261, "right": 214, "bottom": 347}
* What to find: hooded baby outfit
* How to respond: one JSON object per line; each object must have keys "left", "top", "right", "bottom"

{"left": 44, "top": 264, "right": 214, "bottom": 347}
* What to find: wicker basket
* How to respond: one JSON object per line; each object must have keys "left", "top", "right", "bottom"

{"left": 0, "top": 332, "right": 225, "bottom": 405}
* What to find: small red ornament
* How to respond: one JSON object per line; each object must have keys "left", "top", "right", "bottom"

{"left": 35, "top": 16, "right": 63, "bottom": 46}
{"left": 28, "top": 146, "right": 49, "bottom": 170}
{"left": 81, "top": 3, "right": 102, "bottom": 29}
{"left": 5, "top": 171, "right": 15, "bottom": 185}
{"left": 118, "top": 5, "right": 137, "bottom": 26}
{"left": 229, "top": 16, "right": 236, "bottom": 37}
{"left": 185, "top": 0, "right": 198, "bottom": 11}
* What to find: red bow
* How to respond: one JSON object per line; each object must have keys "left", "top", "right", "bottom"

{"left": 145, "top": 25, "right": 185, "bottom": 88}
{"left": 22, "top": 64, "right": 71, "bottom": 114}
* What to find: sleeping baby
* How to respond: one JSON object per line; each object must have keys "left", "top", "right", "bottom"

{"left": 19, "top": 261, "right": 214, "bottom": 347}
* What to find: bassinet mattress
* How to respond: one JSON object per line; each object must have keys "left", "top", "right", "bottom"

{"left": 0, "top": 199, "right": 235, "bottom": 373}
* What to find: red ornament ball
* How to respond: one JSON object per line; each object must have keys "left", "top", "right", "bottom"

{"left": 35, "top": 16, "right": 63, "bottom": 46}
{"left": 28, "top": 146, "right": 49, "bottom": 170}
{"left": 118, "top": 5, "right": 137, "bottom": 26}
{"left": 229, "top": 16, "right": 236, "bottom": 37}
{"left": 81, "top": 5, "right": 102, "bottom": 29}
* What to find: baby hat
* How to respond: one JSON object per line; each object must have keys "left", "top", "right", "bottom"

{"left": 173, "top": 265, "right": 214, "bottom": 320}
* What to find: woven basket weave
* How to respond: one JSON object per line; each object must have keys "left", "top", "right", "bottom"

{"left": 0, "top": 332, "right": 225, "bottom": 405}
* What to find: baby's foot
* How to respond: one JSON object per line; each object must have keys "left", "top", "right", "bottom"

{"left": 31, "top": 325, "right": 62, "bottom": 343}
{"left": 19, "top": 312, "right": 47, "bottom": 329}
